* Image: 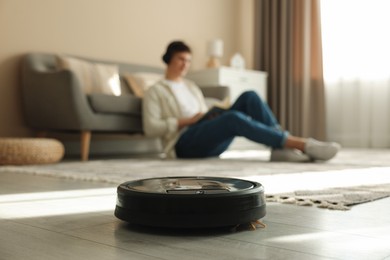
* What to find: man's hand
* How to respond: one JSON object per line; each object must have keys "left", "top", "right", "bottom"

{"left": 178, "top": 112, "right": 204, "bottom": 129}
{"left": 190, "top": 112, "right": 204, "bottom": 124}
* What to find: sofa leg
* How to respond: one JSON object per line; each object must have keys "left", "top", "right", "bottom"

{"left": 80, "top": 131, "right": 91, "bottom": 161}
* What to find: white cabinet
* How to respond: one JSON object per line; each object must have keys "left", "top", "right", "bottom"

{"left": 187, "top": 66, "right": 268, "bottom": 103}
{"left": 187, "top": 67, "right": 269, "bottom": 151}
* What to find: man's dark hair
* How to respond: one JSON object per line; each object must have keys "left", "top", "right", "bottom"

{"left": 162, "top": 41, "right": 191, "bottom": 64}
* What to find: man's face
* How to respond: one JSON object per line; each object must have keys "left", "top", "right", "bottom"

{"left": 168, "top": 51, "right": 192, "bottom": 77}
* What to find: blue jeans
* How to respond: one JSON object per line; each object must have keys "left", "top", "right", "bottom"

{"left": 175, "top": 91, "right": 288, "bottom": 158}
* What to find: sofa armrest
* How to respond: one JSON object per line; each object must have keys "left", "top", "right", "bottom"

{"left": 21, "top": 67, "right": 96, "bottom": 130}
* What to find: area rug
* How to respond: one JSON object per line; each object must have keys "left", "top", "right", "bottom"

{"left": 265, "top": 183, "right": 390, "bottom": 210}
{"left": 1, "top": 148, "right": 390, "bottom": 210}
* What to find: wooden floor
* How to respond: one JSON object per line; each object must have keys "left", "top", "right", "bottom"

{"left": 1, "top": 171, "right": 390, "bottom": 260}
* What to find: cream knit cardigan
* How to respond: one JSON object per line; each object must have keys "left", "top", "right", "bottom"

{"left": 142, "top": 79, "right": 208, "bottom": 158}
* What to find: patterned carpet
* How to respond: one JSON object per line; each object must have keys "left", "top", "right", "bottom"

{"left": 1, "top": 148, "right": 390, "bottom": 210}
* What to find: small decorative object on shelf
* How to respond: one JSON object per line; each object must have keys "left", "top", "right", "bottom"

{"left": 230, "top": 53, "right": 245, "bottom": 70}
{"left": 206, "top": 39, "right": 224, "bottom": 68}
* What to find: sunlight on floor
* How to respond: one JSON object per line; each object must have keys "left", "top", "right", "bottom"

{"left": 242, "top": 167, "right": 390, "bottom": 194}
{"left": 0, "top": 188, "right": 116, "bottom": 219}
{"left": 266, "top": 228, "right": 390, "bottom": 251}
{"left": 220, "top": 149, "right": 270, "bottom": 160}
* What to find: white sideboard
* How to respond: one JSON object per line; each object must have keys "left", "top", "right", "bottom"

{"left": 187, "top": 67, "right": 269, "bottom": 151}
{"left": 187, "top": 66, "right": 268, "bottom": 103}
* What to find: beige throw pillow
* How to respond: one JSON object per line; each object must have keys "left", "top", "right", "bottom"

{"left": 57, "top": 55, "right": 121, "bottom": 96}
{"left": 122, "top": 72, "right": 163, "bottom": 98}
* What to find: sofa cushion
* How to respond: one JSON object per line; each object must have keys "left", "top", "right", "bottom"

{"left": 57, "top": 55, "right": 121, "bottom": 96}
{"left": 88, "top": 94, "right": 142, "bottom": 116}
{"left": 122, "top": 72, "right": 163, "bottom": 97}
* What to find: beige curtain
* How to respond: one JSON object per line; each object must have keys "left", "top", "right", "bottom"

{"left": 254, "top": 0, "right": 326, "bottom": 140}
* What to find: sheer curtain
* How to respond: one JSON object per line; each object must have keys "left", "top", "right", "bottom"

{"left": 321, "top": 0, "right": 390, "bottom": 147}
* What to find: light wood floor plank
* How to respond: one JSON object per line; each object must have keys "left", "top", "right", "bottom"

{"left": 0, "top": 221, "right": 160, "bottom": 260}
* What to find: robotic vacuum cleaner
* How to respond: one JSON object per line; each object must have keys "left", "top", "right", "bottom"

{"left": 115, "top": 176, "right": 266, "bottom": 228}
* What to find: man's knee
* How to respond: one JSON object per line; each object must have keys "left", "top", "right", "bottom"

{"left": 239, "top": 90, "right": 263, "bottom": 102}
{"left": 241, "top": 90, "right": 258, "bottom": 98}
{"left": 222, "top": 111, "right": 251, "bottom": 125}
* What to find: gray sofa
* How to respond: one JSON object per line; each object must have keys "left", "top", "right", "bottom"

{"left": 20, "top": 53, "right": 229, "bottom": 161}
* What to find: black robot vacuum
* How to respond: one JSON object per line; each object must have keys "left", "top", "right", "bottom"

{"left": 115, "top": 176, "right": 266, "bottom": 228}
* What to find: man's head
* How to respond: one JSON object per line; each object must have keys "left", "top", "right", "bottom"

{"left": 162, "top": 41, "right": 191, "bottom": 64}
{"left": 163, "top": 41, "right": 192, "bottom": 78}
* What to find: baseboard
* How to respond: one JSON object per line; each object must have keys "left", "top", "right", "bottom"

{"left": 62, "top": 137, "right": 162, "bottom": 158}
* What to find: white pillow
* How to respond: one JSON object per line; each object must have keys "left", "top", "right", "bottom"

{"left": 122, "top": 72, "right": 163, "bottom": 97}
{"left": 57, "top": 55, "right": 121, "bottom": 96}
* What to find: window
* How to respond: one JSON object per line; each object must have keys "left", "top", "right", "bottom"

{"left": 321, "top": 0, "right": 390, "bottom": 148}
{"left": 321, "top": 0, "right": 390, "bottom": 81}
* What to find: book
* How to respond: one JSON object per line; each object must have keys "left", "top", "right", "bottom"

{"left": 197, "top": 106, "right": 228, "bottom": 124}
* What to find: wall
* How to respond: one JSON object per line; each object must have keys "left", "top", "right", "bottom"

{"left": 0, "top": 0, "right": 254, "bottom": 137}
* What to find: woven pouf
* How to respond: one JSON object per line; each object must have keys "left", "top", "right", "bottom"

{"left": 0, "top": 138, "right": 65, "bottom": 165}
